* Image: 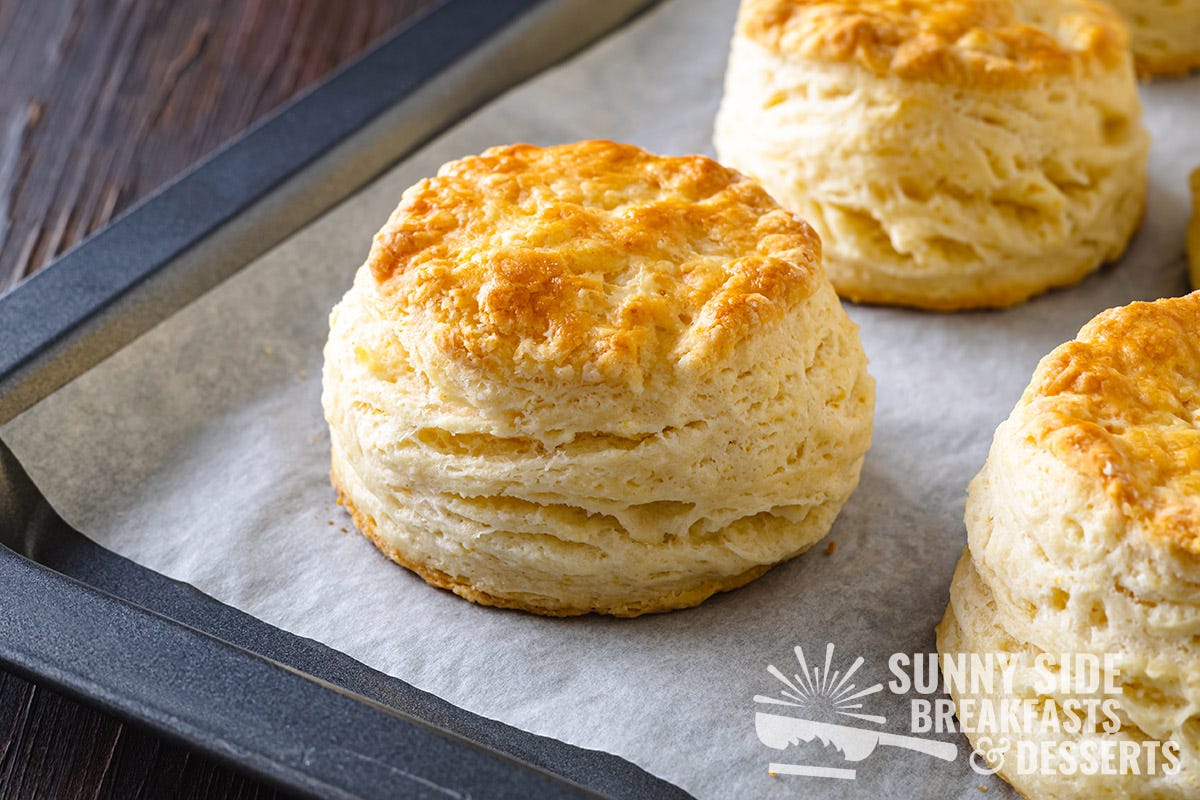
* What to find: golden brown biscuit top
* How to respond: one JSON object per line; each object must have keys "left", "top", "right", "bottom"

{"left": 364, "top": 140, "right": 822, "bottom": 389}
{"left": 1021, "top": 293, "right": 1200, "bottom": 553}
{"left": 737, "top": 0, "right": 1129, "bottom": 86}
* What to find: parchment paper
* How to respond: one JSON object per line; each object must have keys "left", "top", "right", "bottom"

{"left": 4, "top": 0, "right": 1198, "bottom": 796}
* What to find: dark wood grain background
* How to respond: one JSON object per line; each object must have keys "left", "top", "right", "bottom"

{"left": 0, "top": 0, "right": 440, "bottom": 796}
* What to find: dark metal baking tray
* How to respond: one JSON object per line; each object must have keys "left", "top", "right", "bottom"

{"left": 0, "top": 1, "right": 688, "bottom": 797}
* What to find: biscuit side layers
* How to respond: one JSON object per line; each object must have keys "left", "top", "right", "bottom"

{"left": 715, "top": 0, "right": 1148, "bottom": 310}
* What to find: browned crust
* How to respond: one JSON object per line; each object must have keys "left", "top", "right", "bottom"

{"left": 361, "top": 140, "right": 823, "bottom": 388}
{"left": 1135, "top": 49, "right": 1200, "bottom": 78}
{"left": 832, "top": 264, "right": 1099, "bottom": 312}
{"left": 1019, "top": 292, "right": 1200, "bottom": 554}
{"left": 832, "top": 255, "right": 1118, "bottom": 311}
{"left": 737, "top": 0, "right": 1131, "bottom": 88}
{"left": 331, "top": 469, "right": 776, "bottom": 618}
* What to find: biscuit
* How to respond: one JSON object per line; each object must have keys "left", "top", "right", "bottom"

{"left": 1105, "top": 0, "right": 1200, "bottom": 75}
{"left": 322, "top": 140, "right": 875, "bottom": 616}
{"left": 937, "top": 293, "right": 1200, "bottom": 797}
{"left": 714, "top": 0, "right": 1150, "bottom": 310}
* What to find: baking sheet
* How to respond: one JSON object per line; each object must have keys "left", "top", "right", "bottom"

{"left": 4, "top": 0, "right": 1198, "bottom": 796}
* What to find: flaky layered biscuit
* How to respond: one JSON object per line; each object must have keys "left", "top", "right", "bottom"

{"left": 714, "top": 0, "right": 1149, "bottom": 310}
{"left": 939, "top": 554, "right": 1197, "bottom": 799}
{"left": 1105, "top": 0, "right": 1200, "bottom": 76}
{"left": 323, "top": 141, "right": 875, "bottom": 616}
{"left": 937, "top": 293, "right": 1200, "bottom": 797}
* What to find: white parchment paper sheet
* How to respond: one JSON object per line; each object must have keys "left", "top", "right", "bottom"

{"left": 5, "top": 0, "right": 1198, "bottom": 796}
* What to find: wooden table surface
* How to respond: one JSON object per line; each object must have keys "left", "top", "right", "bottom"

{"left": 0, "top": 1, "right": 440, "bottom": 796}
